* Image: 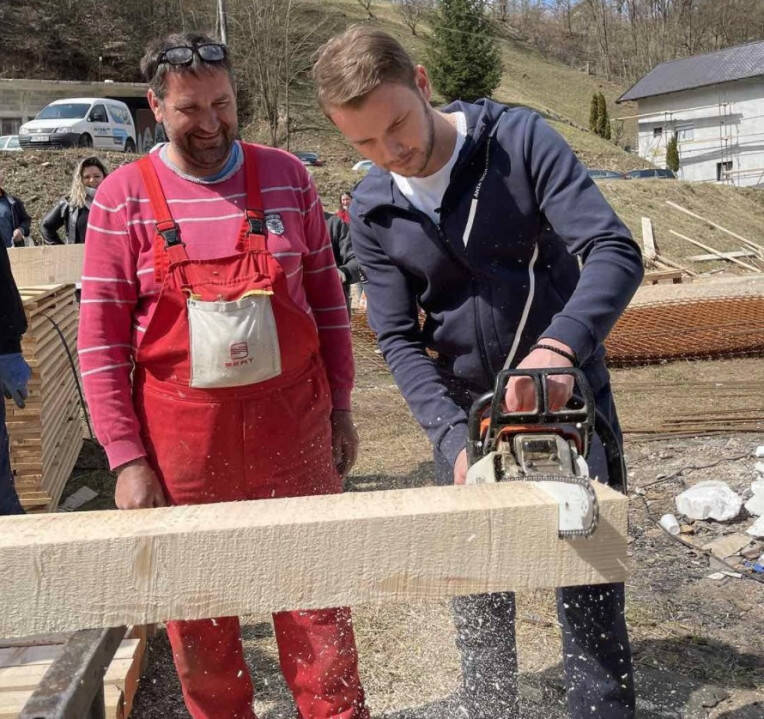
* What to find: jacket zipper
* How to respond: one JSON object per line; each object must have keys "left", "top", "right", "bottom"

{"left": 431, "top": 221, "right": 493, "bottom": 383}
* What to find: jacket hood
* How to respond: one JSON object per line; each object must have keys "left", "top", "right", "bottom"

{"left": 351, "top": 98, "right": 510, "bottom": 218}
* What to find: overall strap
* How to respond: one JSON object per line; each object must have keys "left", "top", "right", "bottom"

{"left": 238, "top": 143, "right": 267, "bottom": 253}
{"left": 137, "top": 156, "right": 188, "bottom": 282}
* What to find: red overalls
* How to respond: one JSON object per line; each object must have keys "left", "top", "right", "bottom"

{"left": 132, "top": 147, "right": 368, "bottom": 719}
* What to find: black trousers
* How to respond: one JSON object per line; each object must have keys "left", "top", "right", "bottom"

{"left": 0, "top": 400, "right": 24, "bottom": 516}
{"left": 435, "top": 380, "right": 635, "bottom": 719}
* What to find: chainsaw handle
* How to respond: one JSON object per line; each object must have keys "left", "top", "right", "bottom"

{"left": 466, "top": 368, "right": 596, "bottom": 463}
{"left": 467, "top": 391, "right": 494, "bottom": 465}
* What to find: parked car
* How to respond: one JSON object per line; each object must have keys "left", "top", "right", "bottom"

{"left": 624, "top": 168, "right": 676, "bottom": 180}
{"left": 352, "top": 159, "right": 374, "bottom": 173}
{"left": 293, "top": 151, "right": 323, "bottom": 166}
{"left": 0, "top": 135, "right": 21, "bottom": 152}
{"left": 18, "top": 97, "right": 137, "bottom": 152}
{"left": 587, "top": 169, "right": 623, "bottom": 180}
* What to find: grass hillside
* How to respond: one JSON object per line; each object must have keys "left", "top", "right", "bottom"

{"left": 2, "top": 0, "right": 760, "bottom": 275}
{"left": 248, "top": 0, "right": 645, "bottom": 173}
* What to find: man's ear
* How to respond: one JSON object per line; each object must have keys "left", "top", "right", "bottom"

{"left": 147, "top": 89, "right": 164, "bottom": 124}
{"left": 414, "top": 65, "right": 432, "bottom": 103}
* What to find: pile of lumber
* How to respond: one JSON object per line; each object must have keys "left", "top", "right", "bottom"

{"left": 4, "top": 285, "right": 83, "bottom": 512}
{"left": 0, "top": 627, "right": 148, "bottom": 719}
{"left": 7, "top": 245, "right": 85, "bottom": 287}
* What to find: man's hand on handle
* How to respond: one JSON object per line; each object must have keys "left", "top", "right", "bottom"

{"left": 505, "top": 338, "right": 575, "bottom": 412}
{"left": 0, "top": 353, "right": 31, "bottom": 408}
{"left": 115, "top": 458, "right": 167, "bottom": 509}
{"left": 452, "top": 338, "right": 576, "bottom": 485}
{"left": 331, "top": 409, "right": 359, "bottom": 478}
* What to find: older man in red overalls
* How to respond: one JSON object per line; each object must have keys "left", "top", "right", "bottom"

{"left": 78, "top": 32, "right": 368, "bottom": 719}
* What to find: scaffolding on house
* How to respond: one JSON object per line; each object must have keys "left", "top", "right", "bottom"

{"left": 616, "top": 101, "right": 764, "bottom": 186}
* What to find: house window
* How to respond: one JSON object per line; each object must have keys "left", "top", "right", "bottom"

{"left": 676, "top": 125, "right": 695, "bottom": 141}
{"left": 716, "top": 161, "right": 733, "bottom": 181}
{"left": 653, "top": 126, "right": 663, "bottom": 137}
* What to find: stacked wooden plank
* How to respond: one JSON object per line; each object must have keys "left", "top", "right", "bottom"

{"left": 0, "top": 627, "right": 148, "bottom": 719}
{"left": 7, "top": 245, "right": 85, "bottom": 287}
{"left": 4, "top": 285, "right": 83, "bottom": 512}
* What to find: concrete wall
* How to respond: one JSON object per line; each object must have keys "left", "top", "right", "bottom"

{"left": 633, "top": 76, "right": 764, "bottom": 187}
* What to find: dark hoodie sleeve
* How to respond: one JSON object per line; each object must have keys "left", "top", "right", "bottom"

{"left": 337, "top": 221, "right": 361, "bottom": 283}
{"left": 0, "top": 242, "right": 27, "bottom": 354}
{"left": 351, "top": 210, "right": 469, "bottom": 468}
{"left": 520, "top": 112, "right": 644, "bottom": 364}
{"left": 14, "top": 196, "right": 31, "bottom": 238}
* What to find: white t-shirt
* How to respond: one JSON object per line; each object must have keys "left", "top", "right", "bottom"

{"left": 392, "top": 112, "right": 467, "bottom": 224}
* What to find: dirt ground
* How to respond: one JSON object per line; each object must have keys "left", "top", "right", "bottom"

{"left": 61, "top": 342, "right": 764, "bottom": 719}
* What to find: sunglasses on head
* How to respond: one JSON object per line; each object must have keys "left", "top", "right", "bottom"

{"left": 158, "top": 43, "right": 227, "bottom": 66}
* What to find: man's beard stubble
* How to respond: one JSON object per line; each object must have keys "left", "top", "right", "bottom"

{"left": 412, "top": 102, "right": 436, "bottom": 177}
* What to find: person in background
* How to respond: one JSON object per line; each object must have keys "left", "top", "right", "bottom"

{"left": 325, "top": 210, "right": 361, "bottom": 316}
{"left": 41, "top": 156, "right": 108, "bottom": 245}
{"left": 0, "top": 235, "right": 31, "bottom": 515}
{"left": 0, "top": 170, "right": 31, "bottom": 248}
{"left": 336, "top": 190, "right": 352, "bottom": 224}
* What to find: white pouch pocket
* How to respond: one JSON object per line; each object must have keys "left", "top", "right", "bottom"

{"left": 187, "top": 294, "right": 281, "bottom": 388}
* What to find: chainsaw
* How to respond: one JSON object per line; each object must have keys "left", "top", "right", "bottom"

{"left": 465, "top": 367, "right": 603, "bottom": 539}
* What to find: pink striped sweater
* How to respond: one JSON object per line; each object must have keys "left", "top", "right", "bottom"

{"left": 78, "top": 143, "right": 353, "bottom": 470}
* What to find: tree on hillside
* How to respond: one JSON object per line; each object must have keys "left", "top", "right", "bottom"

{"left": 596, "top": 92, "right": 611, "bottom": 140}
{"left": 235, "top": 0, "right": 326, "bottom": 147}
{"left": 589, "top": 93, "right": 599, "bottom": 132}
{"left": 666, "top": 133, "right": 680, "bottom": 173}
{"left": 427, "top": 0, "right": 502, "bottom": 102}
{"left": 394, "top": 0, "right": 431, "bottom": 36}
{"left": 356, "top": 0, "right": 375, "bottom": 18}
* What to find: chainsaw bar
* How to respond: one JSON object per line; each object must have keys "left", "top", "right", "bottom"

{"left": 505, "top": 473, "right": 600, "bottom": 538}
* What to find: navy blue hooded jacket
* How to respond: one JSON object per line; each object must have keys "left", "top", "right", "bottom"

{"left": 350, "top": 100, "right": 643, "bottom": 467}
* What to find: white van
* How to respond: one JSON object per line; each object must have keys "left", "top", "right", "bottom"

{"left": 18, "top": 98, "right": 137, "bottom": 152}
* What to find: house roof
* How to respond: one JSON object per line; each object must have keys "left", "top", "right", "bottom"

{"left": 617, "top": 41, "right": 764, "bottom": 103}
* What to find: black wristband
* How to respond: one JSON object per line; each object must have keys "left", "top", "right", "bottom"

{"left": 530, "top": 342, "right": 577, "bottom": 366}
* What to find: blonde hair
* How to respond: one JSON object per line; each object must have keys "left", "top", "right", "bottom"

{"left": 69, "top": 156, "right": 108, "bottom": 209}
{"left": 313, "top": 25, "right": 417, "bottom": 112}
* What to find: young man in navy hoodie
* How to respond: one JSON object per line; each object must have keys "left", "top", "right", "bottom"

{"left": 314, "top": 25, "right": 643, "bottom": 719}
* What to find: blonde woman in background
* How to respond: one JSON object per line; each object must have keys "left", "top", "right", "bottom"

{"left": 41, "top": 156, "right": 108, "bottom": 244}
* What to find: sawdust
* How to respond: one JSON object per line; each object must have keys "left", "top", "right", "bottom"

{"left": 118, "top": 354, "right": 764, "bottom": 718}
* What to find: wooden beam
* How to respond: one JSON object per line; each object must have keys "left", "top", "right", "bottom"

{"left": 654, "top": 253, "right": 699, "bottom": 278}
{"left": 669, "top": 230, "right": 760, "bottom": 272}
{"left": 665, "top": 201, "right": 764, "bottom": 255}
{"left": 642, "top": 268, "right": 682, "bottom": 285}
{"left": 687, "top": 251, "right": 755, "bottom": 262}
{"left": 641, "top": 217, "right": 658, "bottom": 265}
{"left": 7, "top": 245, "right": 85, "bottom": 287}
{"left": 0, "top": 685, "right": 123, "bottom": 719}
{"left": 0, "top": 484, "right": 629, "bottom": 638}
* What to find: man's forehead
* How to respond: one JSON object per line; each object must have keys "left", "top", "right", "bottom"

{"left": 331, "top": 86, "right": 414, "bottom": 137}
{"left": 164, "top": 68, "right": 234, "bottom": 98}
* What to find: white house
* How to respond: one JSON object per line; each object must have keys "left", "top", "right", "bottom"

{"left": 617, "top": 41, "right": 764, "bottom": 187}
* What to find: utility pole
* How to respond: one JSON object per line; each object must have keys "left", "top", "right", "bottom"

{"left": 217, "top": 0, "right": 228, "bottom": 45}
